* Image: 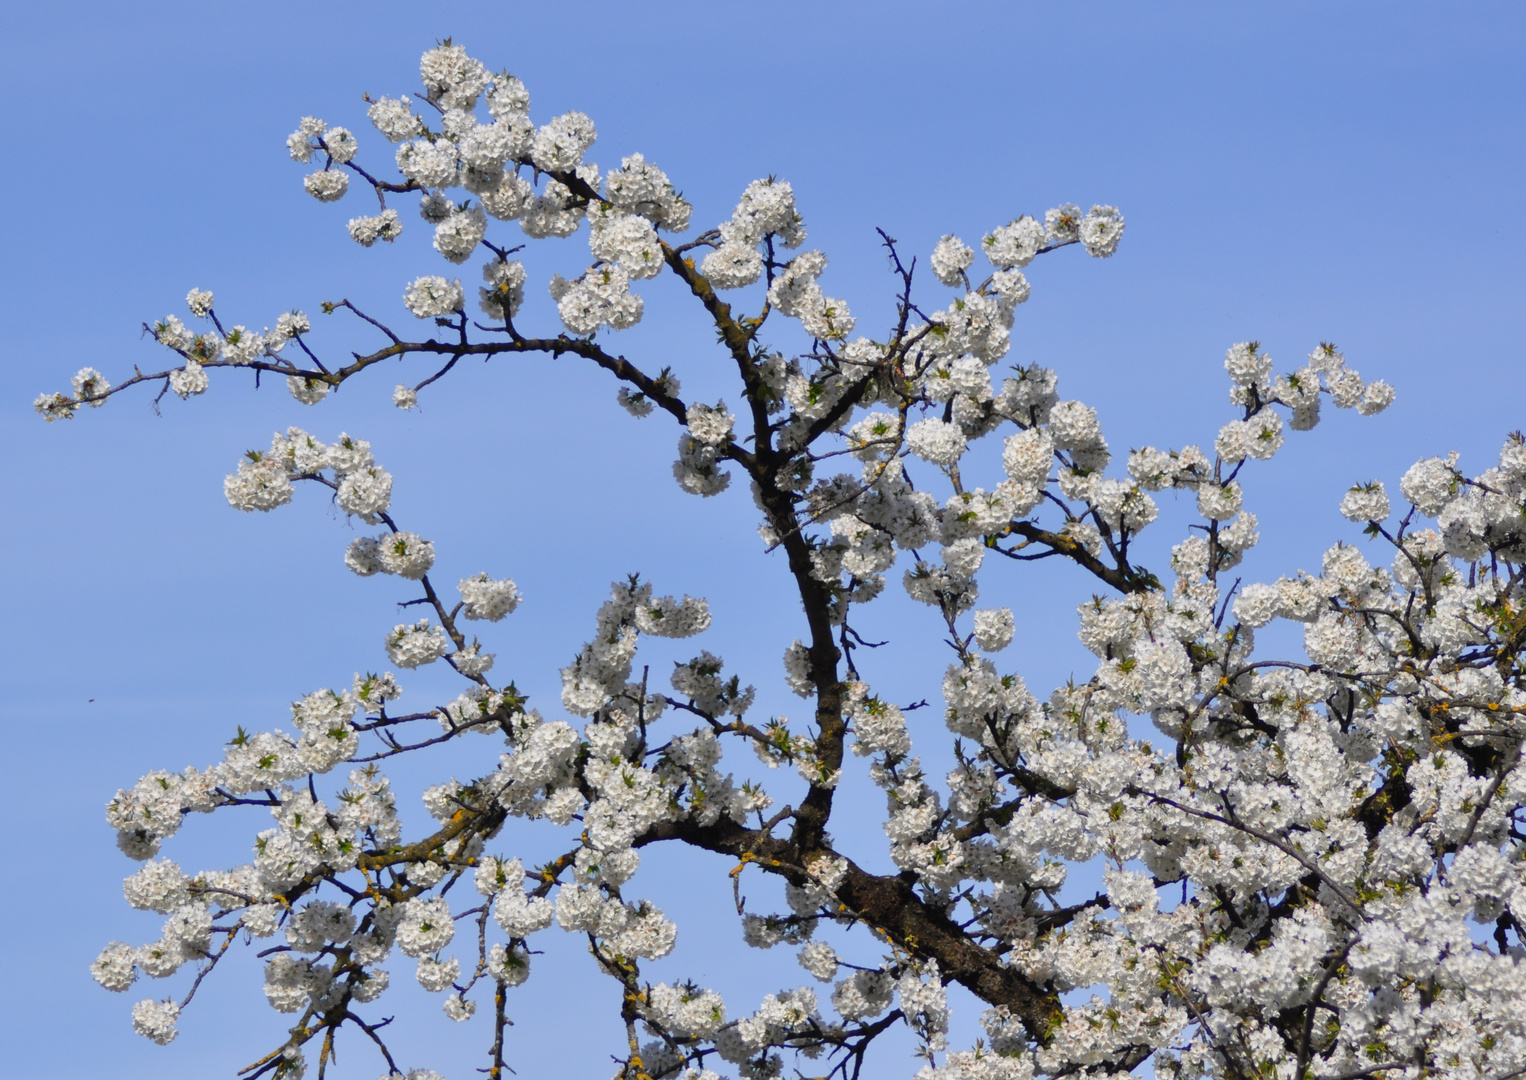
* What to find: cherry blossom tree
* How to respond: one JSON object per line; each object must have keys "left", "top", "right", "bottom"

{"left": 40, "top": 40, "right": 1526, "bottom": 1080}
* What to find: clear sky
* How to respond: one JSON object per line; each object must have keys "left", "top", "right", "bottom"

{"left": 3, "top": 2, "right": 1523, "bottom": 1077}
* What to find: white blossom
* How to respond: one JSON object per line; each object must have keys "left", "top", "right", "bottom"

{"left": 303, "top": 169, "right": 348, "bottom": 202}
{"left": 459, "top": 573, "right": 520, "bottom": 620}
{"left": 1339, "top": 481, "right": 1391, "bottom": 522}
{"left": 404, "top": 276, "right": 465, "bottom": 318}
{"left": 972, "top": 607, "right": 1015, "bottom": 651}
{"left": 385, "top": 620, "right": 450, "bottom": 669}
{"left": 907, "top": 418, "right": 967, "bottom": 466}
{"left": 348, "top": 209, "right": 403, "bottom": 246}
{"left": 930, "top": 235, "right": 975, "bottom": 286}
{"left": 1078, "top": 204, "right": 1125, "bottom": 256}
{"left": 130, "top": 999, "right": 179, "bottom": 1045}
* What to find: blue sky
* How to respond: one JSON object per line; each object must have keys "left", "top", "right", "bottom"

{"left": 3, "top": 2, "right": 1523, "bottom": 1077}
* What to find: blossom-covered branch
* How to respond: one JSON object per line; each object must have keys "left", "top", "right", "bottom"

{"left": 56, "top": 38, "right": 1526, "bottom": 1080}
